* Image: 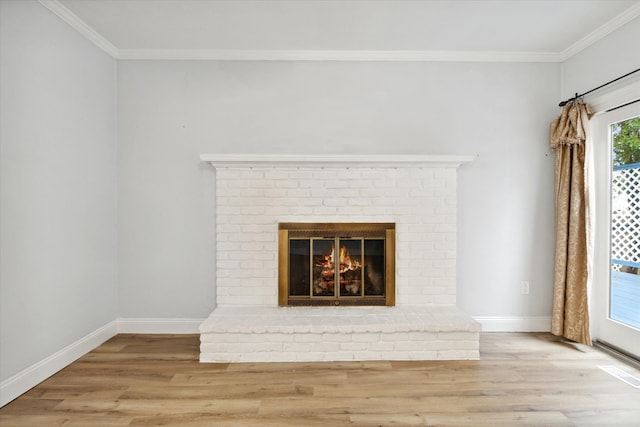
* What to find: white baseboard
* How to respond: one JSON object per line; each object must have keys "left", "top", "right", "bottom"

{"left": 0, "top": 320, "right": 117, "bottom": 407}
{"left": 117, "top": 318, "right": 204, "bottom": 334}
{"left": 473, "top": 316, "right": 552, "bottom": 332}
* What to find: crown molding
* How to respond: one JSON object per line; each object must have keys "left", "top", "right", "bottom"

{"left": 200, "top": 154, "right": 476, "bottom": 169}
{"left": 559, "top": 2, "right": 640, "bottom": 61}
{"left": 38, "top": 0, "right": 119, "bottom": 58}
{"left": 119, "top": 49, "right": 561, "bottom": 62}
{"left": 37, "top": 0, "right": 640, "bottom": 63}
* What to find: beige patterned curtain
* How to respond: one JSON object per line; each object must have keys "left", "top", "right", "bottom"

{"left": 549, "top": 101, "right": 594, "bottom": 346}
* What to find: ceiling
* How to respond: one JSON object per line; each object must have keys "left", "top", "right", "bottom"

{"left": 45, "top": 0, "right": 640, "bottom": 61}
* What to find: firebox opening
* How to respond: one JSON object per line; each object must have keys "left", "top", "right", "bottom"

{"left": 278, "top": 223, "right": 395, "bottom": 306}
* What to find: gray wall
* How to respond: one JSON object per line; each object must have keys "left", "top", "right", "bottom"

{"left": 117, "top": 60, "right": 560, "bottom": 319}
{"left": 4, "top": 0, "right": 636, "bottom": 387}
{"left": 0, "top": 0, "right": 117, "bottom": 382}
{"left": 561, "top": 17, "right": 640, "bottom": 99}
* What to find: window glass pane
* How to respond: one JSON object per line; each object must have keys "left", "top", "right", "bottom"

{"left": 339, "top": 239, "right": 362, "bottom": 296}
{"left": 313, "top": 239, "right": 335, "bottom": 296}
{"left": 289, "top": 239, "right": 310, "bottom": 296}
{"left": 609, "top": 116, "right": 640, "bottom": 329}
{"left": 364, "top": 239, "right": 385, "bottom": 296}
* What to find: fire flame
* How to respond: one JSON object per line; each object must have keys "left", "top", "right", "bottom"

{"left": 338, "top": 245, "right": 361, "bottom": 272}
{"left": 318, "top": 244, "right": 361, "bottom": 273}
{"left": 314, "top": 243, "right": 362, "bottom": 295}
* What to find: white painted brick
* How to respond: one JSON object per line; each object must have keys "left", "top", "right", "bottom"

{"left": 238, "top": 169, "right": 265, "bottom": 180}
{"left": 294, "top": 334, "right": 321, "bottom": 343}
{"left": 312, "top": 206, "right": 338, "bottom": 215}
{"left": 260, "top": 188, "right": 287, "bottom": 198}
{"left": 240, "top": 242, "right": 269, "bottom": 251}
{"left": 274, "top": 180, "right": 298, "bottom": 188}
{"left": 336, "top": 207, "right": 365, "bottom": 216}
{"left": 218, "top": 295, "right": 266, "bottom": 305}
{"left": 395, "top": 179, "right": 420, "bottom": 189}
{"left": 217, "top": 224, "right": 242, "bottom": 233}
{"left": 339, "top": 342, "right": 368, "bottom": 351}
{"left": 334, "top": 169, "right": 360, "bottom": 179}
{"left": 201, "top": 307, "right": 479, "bottom": 361}
{"left": 310, "top": 342, "right": 341, "bottom": 352}
{"left": 234, "top": 188, "right": 265, "bottom": 199}
{"left": 200, "top": 353, "right": 241, "bottom": 362}
{"left": 437, "top": 332, "right": 478, "bottom": 341}
{"left": 240, "top": 206, "right": 266, "bottom": 215}
{"left": 358, "top": 188, "right": 384, "bottom": 198}
{"left": 228, "top": 286, "right": 272, "bottom": 296}
{"left": 311, "top": 170, "right": 336, "bottom": 180}
{"left": 227, "top": 179, "right": 272, "bottom": 189}
{"left": 298, "top": 180, "right": 317, "bottom": 189}
{"left": 352, "top": 351, "right": 381, "bottom": 360}
{"left": 351, "top": 333, "right": 380, "bottom": 342}
{"left": 394, "top": 341, "right": 426, "bottom": 351}
{"left": 333, "top": 189, "right": 361, "bottom": 199}
{"left": 240, "top": 224, "right": 272, "bottom": 233}
{"left": 215, "top": 178, "right": 230, "bottom": 189}
{"left": 288, "top": 170, "right": 313, "bottom": 179}
{"left": 323, "top": 333, "right": 352, "bottom": 342}
{"left": 289, "top": 206, "right": 314, "bottom": 215}
{"left": 285, "top": 189, "right": 311, "bottom": 198}
{"left": 264, "top": 170, "right": 291, "bottom": 180}
{"left": 227, "top": 233, "right": 253, "bottom": 242}
{"left": 380, "top": 332, "right": 410, "bottom": 342}
{"left": 283, "top": 342, "right": 311, "bottom": 352}
{"left": 217, "top": 260, "right": 241, "bottom": 270}
{"left": 348, "top": 198, "right": 371, "bottom": 206}
{"left": 227, "top": 216, "right": 253, "bottom": 225}
{"left": 407, "top": 332, "right": 439, "bottom": 341}
{"left": 369, "top": 341, "right": 395, "bottom": 352}
{"left": 428, "top": 295, "right": 456, "bottom": 304}
{"left": 309, "top": 188, "right": 332, "bottom": 198}
{"left": 398, "top": 268, "right": 422, "bottom": 277}
{"left": 232, "top": 269, "right": 274, "bottom": 279}
{"left": 206, "top": 164, "right": 475, "bottom": 360}
{"left": 373, "top": 179, "right": 395, "bottom": 188}
{"left": 323, "top": 198, "right": 348, "bottom": 207}
{"left": 253, "top": 233, "right": 275, "bottom": 242}
{"left": 263, "top": 206, "right": 292, "bottom": 216}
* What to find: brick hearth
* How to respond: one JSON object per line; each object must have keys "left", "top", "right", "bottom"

{"left": 199, "top": 154, "right": 480, "bottom": 362}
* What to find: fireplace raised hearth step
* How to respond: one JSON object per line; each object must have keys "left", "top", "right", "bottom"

{"left": 199, "top": 306, "right": 480, "bottom": 362}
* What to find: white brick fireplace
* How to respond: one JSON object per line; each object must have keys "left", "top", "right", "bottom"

{"left": 199, "top": 154, "right": 480, "bottom": 362}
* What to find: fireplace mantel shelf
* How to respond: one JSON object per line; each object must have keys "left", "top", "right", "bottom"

{"left": 200, "top": 154, "right": 475, "bottom": 169}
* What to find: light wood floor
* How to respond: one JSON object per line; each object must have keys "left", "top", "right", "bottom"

{"left": 1, "top": 333, "right": 639, "bottom": 426}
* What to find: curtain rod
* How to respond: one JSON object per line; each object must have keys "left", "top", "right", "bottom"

{"left": 558, "top": 68, "right": 640, "bottom": 107}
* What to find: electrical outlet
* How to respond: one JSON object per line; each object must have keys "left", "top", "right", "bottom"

{"left": 521, "top": 281, "right": 530, "bottom": 295}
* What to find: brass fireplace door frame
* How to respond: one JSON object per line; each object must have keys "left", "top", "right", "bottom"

{"left": 278, "top": 222, "right": 396, "bottom": 307}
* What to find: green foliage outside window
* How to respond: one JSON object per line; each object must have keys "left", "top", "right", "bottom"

{"left": 612, "top": 117, "right": 640, "bottom": 166}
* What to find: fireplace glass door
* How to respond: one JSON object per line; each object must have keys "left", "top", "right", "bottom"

{"left": 279, "top": 223, "right": 395, "bottom": 306}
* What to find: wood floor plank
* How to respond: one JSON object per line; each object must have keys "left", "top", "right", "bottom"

{"left": 52, "top": 398, "right": 262, "bottom": 417}
{"left": 0, "top": 414, "right": 134, "bottom": 426}
{"left": 421, "top": 411, "right": 574, "bottom": 427}
{"left": 1, "top": 333, "right": 639, "bottom": 426}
